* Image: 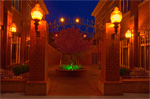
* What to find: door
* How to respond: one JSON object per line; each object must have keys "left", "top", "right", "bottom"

{"left": 92, "top": 53, "right": 97, "bottom": 64}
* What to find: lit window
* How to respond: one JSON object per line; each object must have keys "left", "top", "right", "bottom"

{"left": 120, "top": 40, "right": 129, "bottom": 67}
{"left": 140, "top": 30, "right": 150, "bottom": 70}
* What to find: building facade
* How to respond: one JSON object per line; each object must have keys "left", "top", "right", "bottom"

{"left": 92, "top": 0, "right": 149, "bottom": 71}
{"left": 0, "top": 0, "right": 49, "bottom": 68}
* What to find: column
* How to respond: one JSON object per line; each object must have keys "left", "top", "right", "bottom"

{"left": 25, "top": 20, "right": 50, "bottom": 95}
{"left": 98, "top": 23, "right": 122, "bottom": 95}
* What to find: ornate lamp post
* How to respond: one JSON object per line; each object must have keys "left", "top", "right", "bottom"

{"left": 31, "top": 3, "right": 43, "bottom": 37}
{"left": 110, "top": 7, "right": 122, "bottom": 39}
{"left": 76, "top": 18, "right": 79, "bottom": 28}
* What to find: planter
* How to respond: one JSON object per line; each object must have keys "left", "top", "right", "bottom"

{"left": 56, "top": 68, "right": 87, "bottom": 77}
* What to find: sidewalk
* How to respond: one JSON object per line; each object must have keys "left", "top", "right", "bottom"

{"left": 48, "top": 65, "right": 101, "bottom": 96}
{"left": 1, "top": 65, "right": 150, "bottom": 98}
{"left": 1, "top": 93, "right": 149, "bottom": 99}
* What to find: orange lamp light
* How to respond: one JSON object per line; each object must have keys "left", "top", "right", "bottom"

{"left": 31, "top": 3, "right": 43, "bottom": 37}
{"left": 11, "top": 23, "right": 17, "bottom": 33}
{"left": 83, "top": 34, "right": 86, "bottom": 38}
{"left": 55, "top": 34, "right": 58, "bottom": 37}
{"left": 110, "top": 7, "right": 122, "bottom": 23}
{"left": 60, "top": 18, "right": 64, "bottom": 22}
{"left": 76, "top": 18, "right": 79, "bottom": 23}
{"left": 125, "top": 29, "right": 132, "bottom": 38}
{"left": 31, "top": 4, "right": 43, "bottom": 20}
{"left": 110, "top": 6, "right": 122, "bottom": 39}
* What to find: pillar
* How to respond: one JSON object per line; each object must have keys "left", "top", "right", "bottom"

{"left": 98, "top": 23, "right": 122, "bottom": 95}
{"left": 25, "top": 20, "right": 50, "bottom": 95}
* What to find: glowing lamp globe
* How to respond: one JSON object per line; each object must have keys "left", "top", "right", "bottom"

{"left": 110, "top": 7, "right": 122, "bottom": 23}
{"left": 31, "top": 4, "right": 43, "bottom": 20}
{"left": 60, "top": 18, "right": 64, "bottom": 22}
{"left": 83, "top": 34, "right": 86, "bottom": 38}
{"left": 76, "top": 18, "right": 79, "bottom": 23}
{"left": 125, "top": 29, "right": 132, "bottom": 38}
{"left": 11, "top": 23, "right": 17, "bottom": 33}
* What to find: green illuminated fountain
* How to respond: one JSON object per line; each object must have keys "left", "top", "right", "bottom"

{"left": 60, "top": 62, "right": 82, "bottom": 70}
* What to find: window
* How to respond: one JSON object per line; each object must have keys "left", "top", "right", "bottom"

{"left": 26, "top": 3, "right": 31, "bottom": 19}
{"left": 12, "top": 0, "right": 14, "bottom": 6}
{"left": 93, "top": 39, "right": 97, "bottom": 45}
{"left": 14, "top": 0, "right": 18, "bottom": 9}
{"left": 124, "top": 0, "right": 127, "bottom": 13}
{"left": 11, "top": 36, "right": 21, "bottom": 64}
{"left": 12, "top": 0, "right": 21, "bottom": 12}
{"left": 121, "top": 0, "right": 131, "bottom": 14}
{"left": 140, "top": 29, "right": 150, "bottom": 71}
{"left": 120, "top": 40, "right": 129, "bottom": 67}
{"left": 121, "top": 0, "right": 123, "bottom": 13}
{"left": 128, "top": 0, "right": 130, "bottom": 11}
{"left": 12, "top": 44, "right": 17, "bottom": 63}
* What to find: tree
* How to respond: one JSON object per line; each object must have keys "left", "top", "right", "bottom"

{"left": 54, "top": 28, "right": 93, "bottom": 65}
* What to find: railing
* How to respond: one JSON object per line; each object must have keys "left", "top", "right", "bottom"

{"left": 48, "top": 17, "right": 95, "bottom": 36}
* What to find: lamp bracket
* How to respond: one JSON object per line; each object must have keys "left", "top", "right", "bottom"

{"left": 34, "top": 19, "right": 40, "bottom": 37}
{"left": 114, "top": 22, "right": 119, "bottom": 34}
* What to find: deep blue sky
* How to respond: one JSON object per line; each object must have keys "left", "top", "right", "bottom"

{"left": 44, "top": 1, "right": 99, "bottom": 24}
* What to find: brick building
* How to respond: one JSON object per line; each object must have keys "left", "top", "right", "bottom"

{"left": 0, "top": 0, "right": 49, "bottom": 68}
{"left": 92, "top": 0, "right": 149, "bottom": 71}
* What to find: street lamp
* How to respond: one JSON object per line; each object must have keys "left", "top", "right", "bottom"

{"left": 31, "top": 3, "right": 43, "bottom": 37}
{"left": 76, "top": 18, "right": 79, "bottom": 23}
{"left": 76, "top": 18, "right": 79, "bottom": 29}
{"left": 83, "top": 34, "right": 86, "bottom": 38}
{"left": 110, "top": 6, "right": 122, "bottom": 39}
{"left": 60, "top": 18, "right": 64, "bottom": 22}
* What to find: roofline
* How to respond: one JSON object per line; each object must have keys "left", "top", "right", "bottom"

{"left": 91, "top": 0, "right": 107, "bottom": 17}
{"left": 39, "top": 0, "right": 49, "bottom": 15}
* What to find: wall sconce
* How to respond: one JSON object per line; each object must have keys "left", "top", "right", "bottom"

{"left": 110, "top": 7, "right": 122, "bottom": 39}
{"left": 31, "top": 3, "right": 43, "bottom": 37}
{"left": 125, "top": 29, "right": 133, "bottom": 44}
{"left": 26, "top": 37, "right": 30, "bottom": 46}
{"left": 125, "top": 29, "right": 132, "bottom": 38}
{"left": 11, "top": 23, "right": 17, "bottom": 38}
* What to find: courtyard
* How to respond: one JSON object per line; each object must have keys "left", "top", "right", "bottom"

{"left": 0, "top": 0, "right": 150, "bottom": 98}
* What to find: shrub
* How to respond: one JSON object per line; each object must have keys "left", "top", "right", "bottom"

{"left": 13, "top": 64, "right": 29, "bottom": 76}
{"left": 120, "top": 67, "right": 130, "bottom": 76}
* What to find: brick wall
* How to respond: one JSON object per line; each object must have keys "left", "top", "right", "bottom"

{"left": 48, "top": 45, "right": 61, "bottom": 66}
{"left": 138, "top": 1, "right": 149, "bottom": 29}
{"left": 79, "top": 45, "right": 98, "bottom": 65}
{"left": 122, "top": 79, "right": 150, "bottom": 93}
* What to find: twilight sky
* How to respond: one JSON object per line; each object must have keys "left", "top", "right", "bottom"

{"left": 44, "top": 0, "right": 99, "bottom": 24}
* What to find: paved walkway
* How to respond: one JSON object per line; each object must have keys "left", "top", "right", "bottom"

{"left": 48, "top": 65, "right": 101, "bottom": 96}
{"left": 1, "top": 65, "right": 150, "bottom": 98}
